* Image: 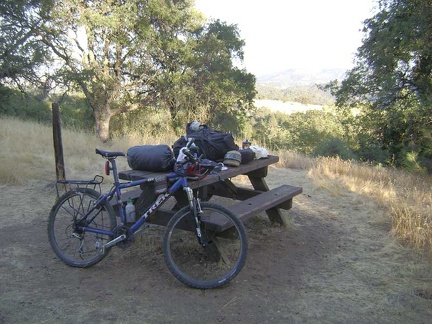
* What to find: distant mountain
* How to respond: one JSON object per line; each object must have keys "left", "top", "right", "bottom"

{"left": 257, "top": 68, "right": 348, "bottom": 88}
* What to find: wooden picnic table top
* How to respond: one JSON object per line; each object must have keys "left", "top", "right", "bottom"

{"left": 118, "top": 155, "right": 280, "bottom": 187}
{"left": 118, "top": 155, "right": 302, "bottom": 228}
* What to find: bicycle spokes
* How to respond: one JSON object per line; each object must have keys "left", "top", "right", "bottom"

{"left": 163, "top": 202, "right": 248, "bottom": 289}
{"left": 48, "top": 188, "right": 117, "bottom": 268}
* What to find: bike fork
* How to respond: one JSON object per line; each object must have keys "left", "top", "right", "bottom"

{"left": 184, "top": 187, "right": 205, "bottom": 246}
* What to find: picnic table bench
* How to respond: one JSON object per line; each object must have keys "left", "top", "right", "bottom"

{"left": 118, "top": 155, "right": 302, "bottom": 228}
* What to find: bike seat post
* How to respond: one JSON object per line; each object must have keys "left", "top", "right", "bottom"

{"left": 109, "top": 157, "right": 121, "bottom": 186}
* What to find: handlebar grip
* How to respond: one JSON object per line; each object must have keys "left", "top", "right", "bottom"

{"left": 186, "top": 137, "right": 194, "bottom": 148}
{"left": 182, "top": 148, "right": 196, "bottom": 161}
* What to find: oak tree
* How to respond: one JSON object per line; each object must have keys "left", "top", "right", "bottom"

{"left": 1, "top": 0, "right": 256, "bottom": 141}
{"left": 334, "top": 0, "right": 432, "bottom": 167}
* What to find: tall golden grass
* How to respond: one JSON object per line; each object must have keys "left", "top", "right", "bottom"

{"left": 307, "top": 156, "right": 432, "bottom": 254}
{"left": 1, "top": 116, "right": 431, "bottom": 254}
{"left": 0, "top": 117, "right": 176, "bottom": 184}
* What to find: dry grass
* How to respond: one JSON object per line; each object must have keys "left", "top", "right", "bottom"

{"left": 0, "top": 117, "right": 176, "bottom": 184}
{"left": 0, "top": 118, "right": 56, "bottom": 183}
{"left": 275, "top": 149, "right": 315, "bottom": 170}
{"left": 2, "top": 116, "right": 431, "bottom": 254}
{"left": 306, "top": 156, "right": 432, "bottom": 254}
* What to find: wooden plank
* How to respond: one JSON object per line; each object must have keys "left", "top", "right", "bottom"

{"left": 116, "top": 156, "right": 303, "bottom": 233}
{"left": 247, "top": 174, "right": 285, "bottom": 224}
{"left": 118, "top": 155, "right": 279, "bottom": 186}
{"left": 206, "top": 180, "right": 293, "bottom": 209}
{"left": 148, "top": 209, "right": 176, "bottom": 227}
{"left": 147, "top": 209, "right": 223, "bottom": 233}
{"left": 217, "top": 185, "right": 303, "bottom": 231}
{"left": 206, "top": 182, "right": 261, "bottom": 200}
{"left": 118, "top": 169, "right": 160, "bottom": 181}
{"left": 128, "top": 185, "right": 301, "bottom": 234}
{"left": 188, "top": 155, "right": 278, "bottom": 189}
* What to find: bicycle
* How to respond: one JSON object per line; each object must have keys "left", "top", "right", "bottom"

{"left": 47, "top": 139, "right": 248, "bottom": 289}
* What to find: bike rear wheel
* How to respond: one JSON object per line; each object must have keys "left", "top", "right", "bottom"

{"left": 163, "top": 202, "right": 248, "bottom": 289}
{"left": 48, "top": 188, "right": 117, "bottom": 268}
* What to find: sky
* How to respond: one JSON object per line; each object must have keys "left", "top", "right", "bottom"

{"left": 194, "top": 0, "right": 378, "bottom": 76}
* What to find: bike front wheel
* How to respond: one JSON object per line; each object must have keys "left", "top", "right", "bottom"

{"left": 48, "top": 188, "right": 117, "bottom": 268}
{"left": 163, "top": 202, "right": 248, "bottom": 289}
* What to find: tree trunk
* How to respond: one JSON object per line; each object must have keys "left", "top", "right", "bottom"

{"left": 94, "top": 104, "right": 112, "bottom": 142}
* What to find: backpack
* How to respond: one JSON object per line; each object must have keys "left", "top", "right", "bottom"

{"left": 173, "top": 124, "right": 239, "bottom": 162}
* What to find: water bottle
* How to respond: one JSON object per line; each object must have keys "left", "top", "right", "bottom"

{"left": 125, "top": 198, "right": 136, "bottom": 223}
{"left": 242, "top": 139, "right": 251, "bottom": 149}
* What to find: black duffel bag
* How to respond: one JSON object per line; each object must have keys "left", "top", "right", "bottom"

{"left": 173, "top": 124, "right": 239, "bottom": 162}
{"left": 127, "top": 144, "right": 175, "bottom": 172}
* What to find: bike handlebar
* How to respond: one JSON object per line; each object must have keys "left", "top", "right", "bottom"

{"left": 180, "top": 138, "right": 199, "bottom": 163}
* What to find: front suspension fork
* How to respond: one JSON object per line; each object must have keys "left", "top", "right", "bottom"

{"left": 184, "top": 187, "right": 205, "bottom": 246}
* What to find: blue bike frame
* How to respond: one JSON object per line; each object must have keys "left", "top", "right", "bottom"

{"left": 75, "top": 172, "right": 189, "bottom": 239}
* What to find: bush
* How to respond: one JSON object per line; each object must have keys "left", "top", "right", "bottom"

{"left": 356, "top": 144, "right": 390, "bottom": 165}
{"left": 58, "top": 95, "right": 94, "bottom": 131}
{"left": 0, "top": 86, "right": 51, "bottom": 123}
{"left": 313, "top": 137, "right": 355, "bottom": 160}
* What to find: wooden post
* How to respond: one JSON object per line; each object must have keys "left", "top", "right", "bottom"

{"left": 52, "top": 102, "right": 66, "bottom": 184}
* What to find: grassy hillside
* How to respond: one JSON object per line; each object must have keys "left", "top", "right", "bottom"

{"left": 256, "top": 84, "right": 334, "bottom": 106}
{"left": 1, "top": 116, "right": 431, "bottom": 255}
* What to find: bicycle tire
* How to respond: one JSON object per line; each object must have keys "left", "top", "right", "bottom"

{"left": 163, "top": 202, "right": 248, "bottom": 289}
{"left": 48, "top": 187, "right": 117, "bottom": 268}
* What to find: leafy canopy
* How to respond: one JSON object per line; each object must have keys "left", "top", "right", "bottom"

{"left": 0, "top": 0, "right": 256, "bottom": 140}
{"left": 333, "top": 0, "right": 432, "bottom": 168}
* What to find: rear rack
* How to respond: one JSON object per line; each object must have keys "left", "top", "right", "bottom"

{"left": 55, "top": 175, "right": 104, "bottom": 198}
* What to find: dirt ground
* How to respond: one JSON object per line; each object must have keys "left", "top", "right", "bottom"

{"left": 1, "top": 167, "right": 432, "bottom": 324}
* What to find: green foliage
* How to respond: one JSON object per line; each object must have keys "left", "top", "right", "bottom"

{"left": 2, "top": 82, "right": 428, "bottom": 172}
{"left": 4, "top": 0, "right": 432, "bottom": 172}
{"left": 355, "top": 143, "right": 390, "bottom": 165}
{"left": 313, "top": 137, "right": 355, "bottom": 160}
{"left": 161, "top": 19, "right": 256, "bottom": 135}
{"left": 1, "top": 0, "right": 256, "bottom": 141}
{"left": 0, "top": 85, "right": 51, "bottom": 123}
{"left": 249, "top": 107, "right": 348, "bottom": 155}
{"left": 110, "top": 107, "right": 175, "bottom": 138}
{"left": 400, "top": 151, "right": 425, "bottom": 172}
{"left": 0, "top": 0, "right": 50, "bottom": 89}
{"left": 0, "top": 85, "right": 14, "bottom": 114}
{"left": 332, "top": 0, "right": 432, "bottom": 170}
{"left": 58, "top": 95, "right": 94, "bottom": 131}
{"left": 0, "top": 87, "right": 96, "bottom": 131}
{"left": 336, "top": 0, "right": 432, "bottom": 108}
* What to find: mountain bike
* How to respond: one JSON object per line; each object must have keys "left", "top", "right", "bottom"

{"left": 47, "top": 140, "right": 248, "bottom": 289}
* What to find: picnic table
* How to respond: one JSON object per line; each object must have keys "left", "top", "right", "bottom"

{"left": 118, "top": 155, "right": 302, "bottom": 228}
